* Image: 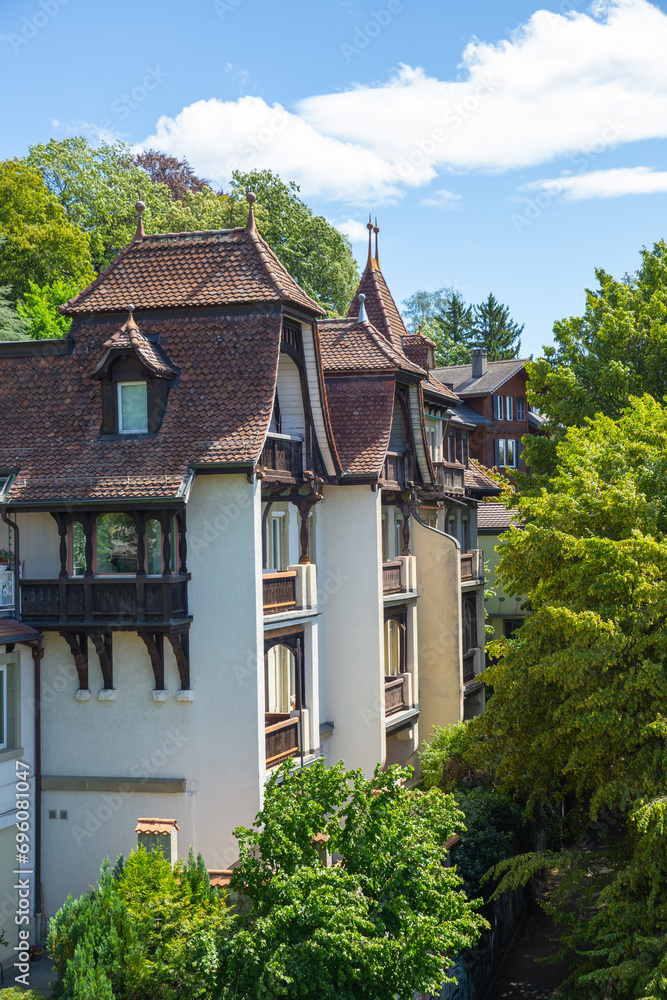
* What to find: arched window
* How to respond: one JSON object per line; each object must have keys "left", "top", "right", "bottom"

{"left": 96, "top": 513, "right": 137, "bottom": 574}
{"left": 384, "top": 619, "right": 404, "bottom": 676}
{"left": 264, "top": 644, "right": 297, "bottom": 714}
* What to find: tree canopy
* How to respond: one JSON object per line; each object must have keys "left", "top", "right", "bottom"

{"left": 474, "top": 395, "right": 667, "bottom": 998}
{"left": 524, "top": 240, "right": 667, "bottom": 477}
{"left": 402, "top": 287, "right": 523, "bottom": 365}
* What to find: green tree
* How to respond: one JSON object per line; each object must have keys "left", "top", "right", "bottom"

{"left": 525, "top": 239, "right": 667, "bottom": 477}
{"left": 402, "top": 287, "right": 473, "bottom": 365}
{"left": 0, "top": 159, "right": 94, "bottom": 302}
{"left": 16, "top": 279, "right": 78, "bottom": 339}
{"left": 230, "top": 169, "right": 358, "bottom": 315}
{"left": 476, "top": 395, "right": 667, "bottom": 998}
{"left": 471, "top": 293, "right": 523, "bottom": 361}
{"left": 224, "top": 759, "right": 485, "bottom": 999}
{"left": 0, "top": 284, "right": 31, "bottom": 341}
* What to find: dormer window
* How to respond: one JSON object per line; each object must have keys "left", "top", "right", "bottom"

{"left": 118, "top": 381, "right": 148, "bottom": 434}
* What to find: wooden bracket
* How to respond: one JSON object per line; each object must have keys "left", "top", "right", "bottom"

{"left": 60, "top": 632, "right": 89, "bottom": 690}
{"left": 138, "top": 632, "right": 165, "bottom": 690}
{"left": 90, "top": 631, "right": 113, "bottom": 689}
{"left": 168, "top": 632, "right": 190, "bottom": 691}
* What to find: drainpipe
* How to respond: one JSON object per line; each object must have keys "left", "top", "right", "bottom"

{"left": 32, "top": 641, "right": 43, "bottom": 937}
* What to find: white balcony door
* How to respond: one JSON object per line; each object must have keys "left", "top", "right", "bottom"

{"left": 265, "top": 644, "right": 296, "bottom": 714}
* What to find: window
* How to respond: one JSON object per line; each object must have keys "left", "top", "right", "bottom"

{"left": 461, "top": 431, "right": 469, "bottom": 466}
{"left": 384, "top": 619, "right": 403, "bottom": 676}
{"left": 461, "top": 516, "right": 470, "bottom": 554}
{"left": 493, "top": 395, "right": 503, "bottom": 420}
{"left": 266, "top": 511, "right": 287, "bottom": 572}
{"left": 497, "top": 439, "right": 506, "bottom": 467}
{"left": 117, "top": 382, "right": 148, "bottom": 434}
{"left": 395, "top": 516, "right": 404, "bottom": 558}
{"left": 504, "top": 618, "right": 524, "bottom": 639}
{"left": 506, "top": 439, "right": 516, "bottom": 468}
{"left": 381, "top": 512, "right": 389, "bottom": 562}
{"left": 0, "top": 665, "right": 7, "bottom": 750}
{"left": 426, "top": 418, "right": 441, "bottom": 462}
{"left": 447, "top": 430, "right": 456, "bottom": 463}
{"left": 96, "top": 513, "right": 138, "bottom": 574}
{"left": 0, "top": 653, "right": 19, "bottom": 753}
{"left": 516, "top": 396, "right": 526, "bottom": 421}
{"left": 265, "top": 644, "right": 296, "bottom": 714}
{"left": 146, "top": 518, "right": 176, "bottom": 575}
{"left": 463, "top": 596, "right": 478, "bottom": 653}
{"left": 71, "top": 521, "right": 86, "bottom": 577}
{"left": 505, "top": 396, "right": 513, "bottom": 421}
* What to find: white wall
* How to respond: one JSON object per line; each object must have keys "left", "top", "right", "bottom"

{"left": 276, "top": 354, "right": 305, "bottom": 439}
{"left": 40, "top": 474, "right": 266, "bottom": 912}
{"left": 16, "top": 512, "right": 60, "bottom": 578}
{"left": 318, "top": 485, "right": 385, "bottom": 775}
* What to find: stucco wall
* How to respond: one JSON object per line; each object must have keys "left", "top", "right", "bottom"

{"left": 16, "top": 512, "right": 60, "bottom": 578}
{"left": 40, "top": 474, "right": 266, "bottom": 912}
{"left": 412, "top": 519, "right": 463, "bottom": 743}
{"left": 318, "top": 485, "right": 384, "bottom": 775}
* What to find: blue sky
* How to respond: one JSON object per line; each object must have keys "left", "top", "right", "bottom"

{"left": 3, "top": 0, "right": 667, "bottom": 356}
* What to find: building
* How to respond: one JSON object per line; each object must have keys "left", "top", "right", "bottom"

{"left": 0, "top": 201, "right": 498, "bottom": 919}
{"left": 477, "top": 503, "right": 526, "bottom": 645}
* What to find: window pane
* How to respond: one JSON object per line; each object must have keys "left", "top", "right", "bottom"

{"left": 506, "top": 396, "right": 513, "bottom": 420}
{"left": 119, "top": 383, "right": 148, "bottom": 433}
{"left": 516, "top": 397, "right": 526, "bottom": 421}
{"left": 146, "top": 519, "right": 162, "bottom": 575}
{"left": 384, "top": 620, "right": 402, "bottom": 676}
{"left": 0, "top": 667, "right": 6, "bottom": 748}
{"left": 72, "top": 521, "right": 86, "bottom": 576}
{"left": 498, "top": 439, "right": 506, "bottom": 466}
{"left": 506, "top": 439, "right": 515, "bottom": 466}
{"left": 96, "top": 513, "right": 138, "bottom": 574}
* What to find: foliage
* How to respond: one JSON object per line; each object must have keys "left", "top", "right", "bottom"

{"left": 477, "top": 395, "right": 667, "bottom": 998}
{"left": 16, "top": 279, "right": 78, "bottom": 339}
{"left": 222, "top": 759, "right": 486, "bottom": 999}
{"left": 471, "top": 293, "right": 523, "bottom": 360}
{"left": 419, "top": 721, "right": 495, "bottom": 792}
{"left": 0, "top": 160, "right": 94, "bottom": 302}
{"left": 0, "top": 284, "right": 31, "bottom": 341}
{"left": 0, "top": 991, "right": 46, "bottom": 999}
{"left": 524, "top": 239, "right": 667, "bottom": 478}
{"left": 134, "top": 149, "right": 211, "bottom": 200}
{"left": 402, "top": 287, "right": 523, "bottom": 364}
{"left": 49, "top": 847, "right": 234, "bottom": 1000}
{"left": 450, "top": 788, "right": 522, "bottom": 901}
{"left": 229, "top": 169, "right": 359, "bottom": 316}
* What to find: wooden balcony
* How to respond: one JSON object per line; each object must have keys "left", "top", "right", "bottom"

{"left": 263, "top": 571, "right": 298, "bottom": 614}
{"left": 433, "top": 461, "right": 465, "bottom": 494}
{"left": 383, "top": 451, "right": 406, "bottom": 487}
{"left": 265, "top": 713, "right": 300, "bottom": 767}
{"left": 261, "top": 434, "right": 303, "bottom": 480}
{"left": 382, "top": 560, "right": 403, "bottom": 595}
{"left": 19, "top": 575, "right": 190, "bottom": 627}
{"left": 384, "top": 675, "right": 407, "bottom": 716}
{"left": 460, "top": 549, "right": 484, "bottom": 582}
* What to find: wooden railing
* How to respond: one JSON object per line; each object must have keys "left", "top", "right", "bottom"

{"left": 261, "top": 434, "right": 303, "bottom": 478}
{"left": 433, "top": 461, "right": 465, "bottom": 494}
{"left": 265, "top": 714, "right": 300, "bottom": 767}
{"left": 383, "top": 452, "right": 406, "bottom": 486}
{"left": 460, "top": 549, "right": 483, "bottom": 582}
{"left": 463, "top": 652, "right": 476, "bottom": 683}
{"left": 384, "top": 675, "right": 407, "bottom": 716}
{"left": 263, "top": 571, "right": 298, "bottom": 613}
{"left": 382, "top": 561, "right": 403, "bottom": 595}
{"left": 19, "top": 575, "right": 190, "bottom": 626}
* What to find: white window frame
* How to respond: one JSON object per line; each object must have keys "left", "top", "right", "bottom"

{"left": 117, "top": 381, "right": 148, "bottom": 435}
{"left": 493, "top": 395, "right": 503, "bottom": 421}
{"left": 497, "top": 439, "right": 506, "bottom": 466}
{"left": 506, "top": 439, "right": 516, "bottom": 467}
{"left": 505, "top": 396, "right": 513, "bottom": 421}
{"left": 0, "top": 665, "right": 7, "bottom": 751}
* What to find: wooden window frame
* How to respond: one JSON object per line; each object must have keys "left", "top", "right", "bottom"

{"left": 117, "top": 380, "right": 149, "bottom": 435}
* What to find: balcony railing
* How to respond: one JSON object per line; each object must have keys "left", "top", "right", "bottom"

{"left": 460, "top": 549, "right": 484, "bottom": 582}
{"left": 19, "top": 575, "right": 190, "bottom": 626}
{"left": 384, "top": 675, "right": 407, "bottom": 716}
{"left": 0, "top": 568, "right": 14, "bottom": 614}
{"left": 263, "top": 571, "right": 298, "bottom": 613}
{"left": 261, "top": 434, "right": 303, "bottom": 479}
{"left": 265, "top": 713, "right": 300, "bottom": 767}
{"left": 382, "top": 561, "right": 403, "bottom": 595}
{"left": 433, "top": 461, "right": 465, "bottom": 494}
{"left": 463, "top": 652, "right": 476, "bottom": 683}
{"left": 383, "top": 452, "right": 406, "bottom": 487}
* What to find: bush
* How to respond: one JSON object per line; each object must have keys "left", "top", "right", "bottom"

{"left": 451, "top": 788, "right": 523, "bottom": 900}
{"left": 420, "top": 721, "right": 493, "bottom": 791}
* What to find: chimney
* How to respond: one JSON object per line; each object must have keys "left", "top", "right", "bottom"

{"left": 471, "top": 347, "right": 487, "bottom": 379}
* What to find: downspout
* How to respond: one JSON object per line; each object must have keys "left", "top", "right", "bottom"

{"left": 32, "top": 641, "right": 43, "bottom": 935}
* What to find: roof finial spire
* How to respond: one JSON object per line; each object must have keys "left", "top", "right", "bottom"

{"left": 134, "top": 201, "right": 146, "bottom": 241}
{"left": 373, "top": 217, "right": 380, "bottom": 266}
{"left": 358, "top": 292, "right": 368, "bottom": 323}
{"left": 366, "top": 214, "right": 373, "bottom": 265}
{"left": 245, "top": 187, "right": 258, "bottom": 236}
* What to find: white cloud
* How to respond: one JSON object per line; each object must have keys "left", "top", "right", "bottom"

{"left": 335, "top": 218, "right": 372, "bottom": 243}
{"left": 522, "top": 165, "right": 667, "bottom": 201}
{"left": 419, "top": 189, "right": 462, "bottom": 209}
{"left": 141, "top": 0, "right": 667, "bottom": 205}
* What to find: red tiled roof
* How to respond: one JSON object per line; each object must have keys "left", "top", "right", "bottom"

{"left": 61, "top": 226, "right": 325, "bottom": 318}
{"left": 0, "top": 619, "right": 41, "bottom": 644}
{"left": 422, "top": 369, "right": 461, "bottom": 404}
{"left": 0, "top": 311, "right": 282, "bottom": 503}
{"left": 91, "top": 313, "right": 177, "bottom": 380}
{"left": 347, "top": 258, "right": 409, "bottom": 352}
{"left": 325, "top": 377, "right": 395, "bottom": 477}
{"left": 477, "top": 502, "right": 519, "bottom": 531}
{"left": 135, "top": 818, "right": 179, "bottom": 835}
{"left": 402, "top": 332, "right": 435, "bottom": 372}
{"left": 464, "top": 464, "right": 503, "bottom": 494}
{"left": 319, "top": 318, "right": 426, "bottom": 378}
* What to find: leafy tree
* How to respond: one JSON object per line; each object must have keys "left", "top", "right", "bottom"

{"left": 0, "top": 284, "right": 31, "bottom": 341}
{"left": 525, "top": 239, "right": 667, "bottom": 477}
{"left": 134, "top": 149, "right": 211, "bottom": 200}
{"left": 16, "top": 279, "right": 78, "bottom": 339}
{"left": 476, "top": 395, "right": 667, "bottom": 998}
{"left": 230, "top": 169, "right": 358, "bottom": 315}
{"left": 0, "top": 159, "right": 94, "bottom": 302}
{"left": 223, "top": 758, "right": 485, "bottom": 999}
{"left": 402, "top": 287, "right": 472, "bottom": 365}
{"left": 471, "top": 293, "right": 523, "bottom": 361}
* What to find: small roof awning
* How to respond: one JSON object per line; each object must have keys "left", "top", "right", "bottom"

{"left": 0, "top": 619, "right": 41, "bottom": 645}
{"left": 135, "top": 818, "right": 179, "bottom": 835}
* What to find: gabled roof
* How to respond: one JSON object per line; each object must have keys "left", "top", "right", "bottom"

{"left": 432, "top": 359, "right": 529, "bottom": 396}
{"left": 61, "top": 213, "right": 325, "bottom": 318}
{"left": 346, "top": 257, "right": 409, "bottom": 352}
{"left": 90, "top": 311, "right": 178, "bottom": 380}
{"left": 319, "top": 317, "right": 426, "bottom": 378}
{"left": 464, "top": 464, "right": 503, "bottom": 496}
{"left": 325, "top": 377, "right": 395, "bottom": 478}
{"left": 477, "top": 502, "right": 520, "bottom": 532}
{"left": 422, "top": 369, "right": 461, "bottom": 405}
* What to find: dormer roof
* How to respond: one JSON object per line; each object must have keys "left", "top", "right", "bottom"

{"left": 346, "top": 257, "right": 409, "bottom": 352}
{"left": 319, "top": 317, "right": 427, "bottom": 378}
{"left": 90, "top": 310, "right": 178, "bottom": 380}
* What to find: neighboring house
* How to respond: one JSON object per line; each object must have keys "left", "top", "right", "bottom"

{"left": 433, "top": 349, "right": 542, "bottom": 473}
{"left": 477, "top": 503, "right": 527, "bottom": 645}
{"left": 0, "top": 202, "right": 499, "bottom": 920}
